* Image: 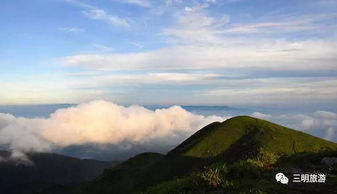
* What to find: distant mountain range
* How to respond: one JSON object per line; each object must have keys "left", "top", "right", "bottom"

{"left": 1, "top": 116, "right": 337, "bottom": 194}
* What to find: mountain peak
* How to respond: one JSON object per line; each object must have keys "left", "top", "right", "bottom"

{"left": 169, "top": 116, "right": 337, "bottom": 159}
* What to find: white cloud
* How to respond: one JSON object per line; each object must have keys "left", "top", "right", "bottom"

{"left": 0, "top": 100, "right": 225, "bottom": 155}
{"left": 184, "top": 3, "right": 209, "bottom": 12}
{"left": 120, "top": 0, "right": 151, "bottom": 7}
{"left": 58, "top": 27, "right": 84, "bottom": 33}
{"left": 147, "top": 72, "right": 219, "bottom": 82}
{"left": 0, "top": 113, "right": 53, "bottom": 153}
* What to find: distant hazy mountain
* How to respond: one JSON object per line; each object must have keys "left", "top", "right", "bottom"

{"left": 0, "top": 151, "right": 118, "bottom": 194}
{"left": 80, "top": 116, "right": 337, "bottom": 194}
{"left": 58, "top": 142, "right": 173, "bottom": 161}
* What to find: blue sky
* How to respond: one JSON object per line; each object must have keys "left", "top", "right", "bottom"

{"left": 1, "top": 0, "right": 337, "bottom": 107}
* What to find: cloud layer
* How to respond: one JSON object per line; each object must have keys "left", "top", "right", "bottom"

{"left": 252, "top": 111, "right": 337, "bottom": 142}
{"left": 0, "top": 100, "right": 224, "bottom": 155}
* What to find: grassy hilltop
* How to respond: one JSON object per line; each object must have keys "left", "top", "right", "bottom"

{"left": 170, "top": 116, "right": 336, "bottom": 158}
{"left": 75, "top": 116, "right": 337, "bottom": 194}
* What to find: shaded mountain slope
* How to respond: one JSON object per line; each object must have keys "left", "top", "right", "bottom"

{"left": 0, "top": 152, "right": 118, "bottom": 194}
{"left": 82, "top": 152, "right": 164, "bottom": 194}
{"left": 80, "top": 116, "right": 337, "bottom": 194}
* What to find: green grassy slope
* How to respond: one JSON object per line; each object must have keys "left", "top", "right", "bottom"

{"left": 170, "top": 116, "right": 337, "bottom": 159}
{"left": 77, "top": 116, "right": 337, "bottom": 194}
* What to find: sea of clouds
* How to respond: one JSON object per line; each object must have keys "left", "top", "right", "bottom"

{"left": 0, "top": 100, "right": 225, "bottom": 159}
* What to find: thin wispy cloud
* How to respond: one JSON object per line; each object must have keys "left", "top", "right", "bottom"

{"left": 82, "top": 9, "right": 130, "bottom": 28}
{"left": 117, "top": 0, "right": 152, "bottom": 8}
{"left": 128, "top": 41, "right": 144, "bottom": 49}
{"left": 68, "top": 72, "right": 221, "bottom": 87}
{"left": 58, "top": 27, "right": 84, "bottom": 33}
{"left": 62, "top": 0, "right": 131, "bottom": 28}
{"left": 219, "top": 13, "right": 337, "bottom": 34}
{"left": 92, "top": 43, "right": 114, "bottom": 52}
{"left": 61, "top": 39, "right": 337, "bottom": 71}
